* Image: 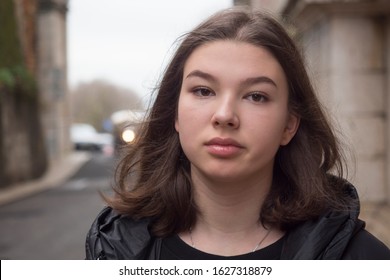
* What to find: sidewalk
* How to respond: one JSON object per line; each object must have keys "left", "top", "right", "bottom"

{"left": 0, "top": 152, "right": 91, "bottom": 206}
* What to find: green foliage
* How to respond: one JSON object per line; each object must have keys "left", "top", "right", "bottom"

{"left": 0, "top": 68, "right": 14, "bottom": 87}
{"left": 0, "top": 0, "right": 37, "bottom": 99}
{"left": 0, "top": 65, "right": 37, "bottom": 98}
{"left": 0, "top": 0, "right": 24, "bottom": 68}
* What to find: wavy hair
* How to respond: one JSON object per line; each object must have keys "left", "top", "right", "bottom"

{"left": 106, "top": 7, "right": 350, "bottom": 236}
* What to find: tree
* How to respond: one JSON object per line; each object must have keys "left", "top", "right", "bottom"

{"left": 69, "top": 79, "right": 143, "bottom": 132}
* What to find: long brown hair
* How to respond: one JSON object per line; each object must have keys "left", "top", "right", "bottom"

{"left": 107, "top": 7, "right": 351, "bottom": 236}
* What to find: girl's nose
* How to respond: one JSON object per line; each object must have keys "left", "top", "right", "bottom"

{"left": 211, "top": 97, "right": 239, "bottom": 129}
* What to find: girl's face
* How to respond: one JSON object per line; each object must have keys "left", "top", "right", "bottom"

{"left": 175, "top": 40, "right": 299, "bottom": 185}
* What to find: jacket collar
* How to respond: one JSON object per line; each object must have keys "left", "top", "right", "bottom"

{"left": 281, "top": 181, "right": 363, "bottom": 259}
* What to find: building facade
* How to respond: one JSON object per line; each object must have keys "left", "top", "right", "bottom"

{"left": 0, "top": 0, "right": 69, "bottom": 187}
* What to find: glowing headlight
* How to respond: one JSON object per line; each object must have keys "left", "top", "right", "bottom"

{"left": 121, "top": 128, "right": 135, "bottom": 143}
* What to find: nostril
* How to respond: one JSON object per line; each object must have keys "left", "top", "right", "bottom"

{"left": 212, "top": 118, "right": 239, "bottom": 128}
{"left": 211, "top": 109, "right": 239, "bottom": 128}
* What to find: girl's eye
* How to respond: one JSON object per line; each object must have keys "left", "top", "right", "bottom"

{"left": 193, "top": 87, "right": 214, "bottom": 97}
{"left": 246, "top": 92, "right": 268, "bottom": 103}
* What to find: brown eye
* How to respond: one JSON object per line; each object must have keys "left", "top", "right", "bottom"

{"left": 246, "top": 92, "right": 267, "bottom": 103}
{"left": 193, "top": 87, "right": 214, "bottom": 97}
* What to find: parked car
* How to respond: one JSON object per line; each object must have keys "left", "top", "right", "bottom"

{"left": 70, "top": 123, "right": 114, "bottom": 154}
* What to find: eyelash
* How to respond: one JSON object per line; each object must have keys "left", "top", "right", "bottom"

{"left": 192, "top": 87, "right": 214, "bottom": 97}
{"left": 191, "top": 87, "right": 268, "bottom": 103}
{"left": 245, "top": 92, "right": 268, "bottom": 103}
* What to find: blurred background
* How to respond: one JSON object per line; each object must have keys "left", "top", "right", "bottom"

{"left": 0, "top": 0, "right": 389, "bottom": 259}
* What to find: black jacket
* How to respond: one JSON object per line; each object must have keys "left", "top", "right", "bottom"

{"left": 85, "top": 185, "right": 390, "bottom": 260}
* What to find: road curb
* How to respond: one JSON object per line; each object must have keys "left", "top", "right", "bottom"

{"left": 0, "top": 152, "right": 91, "bottom": 206}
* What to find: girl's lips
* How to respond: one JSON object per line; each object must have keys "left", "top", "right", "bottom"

{"left": 205, "top": 137, "right": 243, "bottom": 147}
{"left": 205, "top": 138, "right": 244, "bottom": 157}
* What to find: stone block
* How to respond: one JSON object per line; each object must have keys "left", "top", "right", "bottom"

{"left": 330, "top": 16, "right": 384, "bottom": 72}
{"left": 330, "top": 72, "right": 385, "bottom": 115}
{"left": 337, "top": 115, "right": 385, "bottom": 158}
{"left": 351, "top": 158, "right": 386, "bottom": 202}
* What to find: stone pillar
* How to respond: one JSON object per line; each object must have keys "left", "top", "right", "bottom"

{"left": 329, "top": 16, "right": 386, "bottom": 202}
{"left": 282, "top": 0, "right": 390, "bottom": 203}
{"left": 37, "top": 0, "right": 70, "bottom": 162}
{"left": 386, "top": 17, "right": 390, "bottom": 203}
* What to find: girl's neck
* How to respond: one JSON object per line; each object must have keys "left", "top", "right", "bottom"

{"left": 193, "top": 175, "right": 270, "bottom": 232}
{"left": 179, "top": 170, "right": 282, "bottom": 256}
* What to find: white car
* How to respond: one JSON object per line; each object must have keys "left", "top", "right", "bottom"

{"left": 70, "top": 123, "right": 113, "bottom": 154}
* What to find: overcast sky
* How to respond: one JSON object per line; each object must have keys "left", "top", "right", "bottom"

{"left": 67, "top": 0, "right": 233, "bottom": 101}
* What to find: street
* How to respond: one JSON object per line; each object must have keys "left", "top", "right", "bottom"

{"left": 0, "top": 153, "right": 116, "bottom": 260}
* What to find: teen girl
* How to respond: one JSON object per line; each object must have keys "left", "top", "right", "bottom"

{"left": 86, "top": 7, "right": 390, "bottom": 259}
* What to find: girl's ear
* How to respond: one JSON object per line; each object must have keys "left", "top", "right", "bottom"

{"left": 175, "top": 118, "right": 179, "bottom": 133}
{"left": 281, "top": 113, "right": 300, "bottom": 146}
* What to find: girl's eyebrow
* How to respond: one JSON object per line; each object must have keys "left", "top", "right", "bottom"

{"left": 242, "top": 76, "right": 277, "bottom": 88}
{"left": 185, "top": 70, "right": 277, "bottom": 88}
{"left": 185, "top": 70, "right": 216, "bottom": 82}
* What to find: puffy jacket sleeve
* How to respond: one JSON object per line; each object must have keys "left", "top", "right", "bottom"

{"left": 85, "top": 207, "right": 111, "bottom": 259}
{"left": 85, "top": 207, "right": 155, "bottom": 260}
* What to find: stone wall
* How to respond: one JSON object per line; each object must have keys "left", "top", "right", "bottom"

{"left": 0, "top": 0, "right": 47, "bottom": 187}
{"left": 303, "top": 15, "right": 387, "bottom": 202}
{"left": 283, "top": 0, "right": 390, "bottom": 202}
{"left": 0, "top": 0, "right": 69, "bottom": 188}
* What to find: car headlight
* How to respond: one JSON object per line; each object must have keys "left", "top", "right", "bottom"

{"left": 121, "top": 128, "right": 136, "bottom": 143}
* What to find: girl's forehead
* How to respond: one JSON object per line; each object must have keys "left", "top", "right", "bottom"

{"left": 185, "top": 40, "right": 280, "bottom": 67}
{"left": 182, "top": 40, "right": 287, "bottom": 86}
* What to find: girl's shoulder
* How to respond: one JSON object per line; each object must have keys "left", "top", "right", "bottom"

{"left": 342, "top": 228, "right": 390, "bottom": 259}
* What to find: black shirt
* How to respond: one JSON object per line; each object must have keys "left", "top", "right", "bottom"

{"left": 160, "top": 234, "right": 284, "bottom": 260}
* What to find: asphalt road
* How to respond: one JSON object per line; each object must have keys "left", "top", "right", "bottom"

{"left": 0, "top": 153, "right": 116, "bottom": 260}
